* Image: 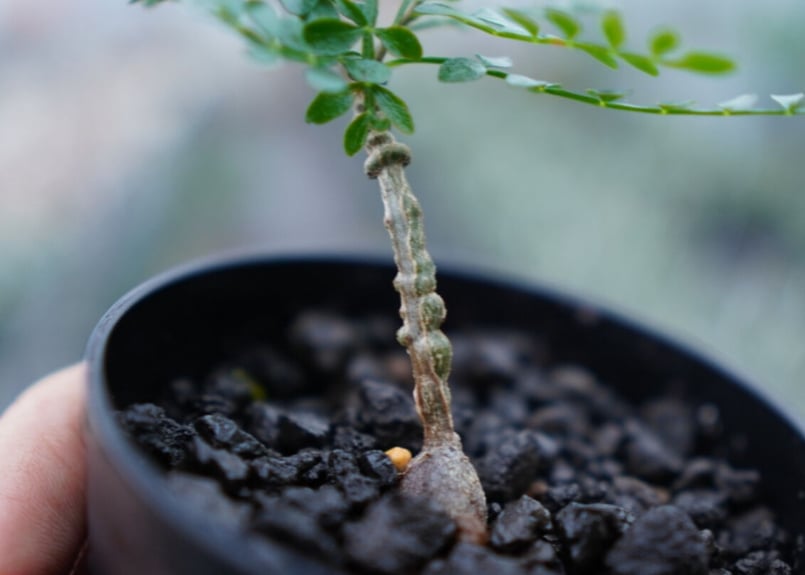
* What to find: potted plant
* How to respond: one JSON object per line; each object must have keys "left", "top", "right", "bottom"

{"left": 85, "top": 1, "right": 805, "bottom": 574}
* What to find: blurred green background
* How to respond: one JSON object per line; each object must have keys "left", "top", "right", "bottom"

{"left": 1, "top": 0, "right": 803, "bottom": 420}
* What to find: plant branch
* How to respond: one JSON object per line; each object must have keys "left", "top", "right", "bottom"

{"left": 363, "top": 130, "right": 488, "bottom": 542}
{"left": 387, "top": 57, "right": 805, "bottom": 116}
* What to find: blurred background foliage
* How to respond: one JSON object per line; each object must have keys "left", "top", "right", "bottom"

{"left": 1, "top": 0, "right": 803, "bottom": 419}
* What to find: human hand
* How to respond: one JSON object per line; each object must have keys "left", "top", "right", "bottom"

{"left": 0, "top": 364, "right": 88, "bottom": 575}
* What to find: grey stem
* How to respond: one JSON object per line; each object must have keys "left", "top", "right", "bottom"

{"left": 364, "top": 131, "right": 488, "bottom": 543}
{"left": 364, "top": 131, "right": 455, "bottom": 447}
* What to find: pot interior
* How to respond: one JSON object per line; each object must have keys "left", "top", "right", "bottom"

{"left": 91, "top": 256, "right": 805, "bottom": 571}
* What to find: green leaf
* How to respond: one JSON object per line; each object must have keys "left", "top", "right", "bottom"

{"left": 344, "top": 112, "right": 371, "bottom": 155}
{"left": 438, "top": 57, "right": 486, "bottom": 82}
{"left": 771, "top": 93, "right": 804, "bottom": 113}
{"left": 216, "top": 5, "right": 240, "bottom": 27}
{"left": 578, "top": 44, "right": 618, "bottom": 69}
{"left": 602, "top": 11, "right": 625, "bottom": 50}
{"left": 190, "top": 0, "right": 245, "bottom": 21}
{"left": 395, "top": 0, "right": 417, "bottom": 23}
{"left": 410, "top": 18, "right": 461, "bottom": 32}
{"left": 476, "top": 54, "right": 513, "bottom": 69}
{"left": 649, "top": 28, "right": 679, "bottom": 57}
{"left": 247, "top": 12, "right": 310, "bottom": 52}
{"left": 658, "top": 100, "right": 696, "bottom": 112}
{"left": 718, "top": 93, "right": 758, "bottom": 112}
{"left": 304, "top": 18, "right": 362, "bottom": 54}
{"left": 333, "top": 0, "right": 368, "bottom": 26}
{"left": 307, "top": 1, "right": 339, "bottom": 19}
{"left": 501, "top": 8, "right": 539, "bottom": 37}
{"left": 279, "top": 0, "right": 318, "bottom": 16}
{"left": 621, "top": 52, "right": 659, "bottom": 76}
{"left": 505, "top": 74, "right": 555, "bottom": 90}
{"left": 373, "top": 86, "right": 415, "bottom": 133}
{"left": 472, "top": 8, "right": 529, "bottom": 35}
{"left": 248, "top": 44, "right": 282, "bottom": 65}
{"left": 343, "top": 58, "right": 391, "bottom": 83}
{"left": 669, "top": 52, "right": 735, "bottom": 74}
{"left": 274, "top": 17, "right": 310, "bottom": 51}
{"left": 587, "top": 88, "right": 629, "bottom": 103}
{"left": 305, "top": 67, "right": 348, "bottom": 92}
{"left": 376, "top": 27, "right": 423, "bottom": 59}
{"left": 415, "top": 2, "right": 460, "bottom": 17}
{"left": 370, "top": 114, "right": 392, "bottom": 132}
{"left": 246, "top": 1, "right": 279, "bottom": 37}
{"left": 361, "top": 0, "right": 378, "bottom": 26}
{"left": 305, "top": 89, "right": 354, "bottom": 123}
{"left": 546, "top": 9, "right": 580, "bottom": 40}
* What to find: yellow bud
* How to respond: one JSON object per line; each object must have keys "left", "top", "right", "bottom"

{"left": 384, "top": 447, "right": 413, "bottom": 472}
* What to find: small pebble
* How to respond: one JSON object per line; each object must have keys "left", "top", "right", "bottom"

{"left": 556, "top": 502, "right": 633, "bottom": 573}
{"left": 606, "top": 505, "right": 709, "bottom": 575}
{"left": 118, "top": 403, "right": 195, "bottom": 467}
{"left": 194, "top": 413, "right": 267, "bottom": 459}
{"left": 343, "top": 493, "right": 456, "bottom": 574}
{"left": 490, "top": 495, "right": 553, "bottom": 552}
{"left": 477, "top": 429, "right": 550, "bottom": 503}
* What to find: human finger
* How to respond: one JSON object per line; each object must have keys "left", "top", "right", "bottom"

{"left": 0, "top": 363, "right": 88, "bottom": 575}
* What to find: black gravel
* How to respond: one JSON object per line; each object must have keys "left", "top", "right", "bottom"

{"left": 117, "top": 310, "right": 798, "bottom": 574}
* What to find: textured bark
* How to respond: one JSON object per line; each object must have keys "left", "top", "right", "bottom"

{"left": 365, "top": 132, "right": 487, "bottom": 542}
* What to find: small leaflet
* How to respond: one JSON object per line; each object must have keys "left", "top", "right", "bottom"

{"left": 472, "top": 8, "right": 529, "bottom": 35}
{"left": 658, "top": 100, "right": 696, "bottom": 112}
{"left": 587, "top": 89, "right": 629, "bottom": 103}
{"left": 414, "top": 1, "right": 456, "bottom": 15}
{"left": 770, "top": 93, "right": 804, "bottom": 113}
{"left": 505, "top": 74, "right": 555, "bottom": 89}
{"left": 718, "top": 94, "right": 758, "bottom": 112}
{"left": 476, "top": 55, "right": 513, "bottom": 69}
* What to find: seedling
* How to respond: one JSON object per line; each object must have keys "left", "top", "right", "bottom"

{"left": 132, "top": 0, "right": 803, "bottom": 540}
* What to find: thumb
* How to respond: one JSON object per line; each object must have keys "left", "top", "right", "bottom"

{"left": 0, "top": 363, "right": 88, "bottom": 575}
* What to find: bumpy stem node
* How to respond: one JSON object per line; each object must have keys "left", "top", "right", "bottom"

{"left": 365, "top": 131, "right": 488, "bottom": 543}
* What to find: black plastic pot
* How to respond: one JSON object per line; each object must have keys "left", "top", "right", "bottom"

{"left": 85, "top": 254, "right": 805, "bottom": 574}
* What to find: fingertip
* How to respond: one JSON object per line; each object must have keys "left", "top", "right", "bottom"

{"left": 0, "top": 363, "right": 88, "bottom": 575}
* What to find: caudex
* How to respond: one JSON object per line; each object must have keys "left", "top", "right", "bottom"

{"left": 133, "top": 0, "right": 803, "bottom": 542}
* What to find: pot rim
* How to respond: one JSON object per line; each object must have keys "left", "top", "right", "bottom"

{"left": 85, "top": 249, "right": 805, "bottom": 572}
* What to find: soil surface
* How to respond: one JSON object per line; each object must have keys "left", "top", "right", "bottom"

{"left": 118, "top": 310, "right": 800, "bottom": 575}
